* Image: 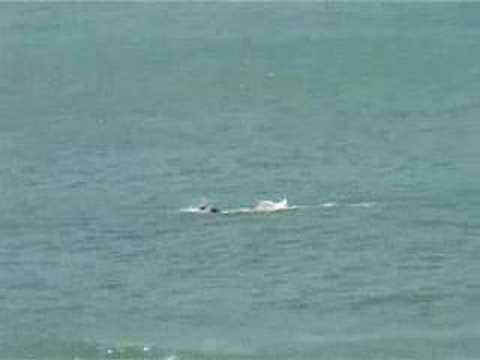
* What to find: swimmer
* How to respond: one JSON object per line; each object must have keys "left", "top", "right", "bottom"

{"left": 199, "top": 203, "right": 220, "bottom": 213}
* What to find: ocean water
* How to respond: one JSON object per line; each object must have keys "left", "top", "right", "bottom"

{"left": 1, "top": 2, "right": 479, "bottom": 359}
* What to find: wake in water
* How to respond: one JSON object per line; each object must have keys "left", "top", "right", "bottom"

{"left": 181, "top": 197, "right": 293, "bottom": 215}
{"left": 180, "top": 197, "right": 377, "bottom": 215}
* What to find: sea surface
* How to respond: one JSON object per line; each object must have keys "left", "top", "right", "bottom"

{"left": 1, "top": 3, "right": 479, "bottom": 360}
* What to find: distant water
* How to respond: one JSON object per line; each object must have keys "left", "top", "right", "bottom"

{"left": 1, "top": 3, "right": 479, "bottom": 360}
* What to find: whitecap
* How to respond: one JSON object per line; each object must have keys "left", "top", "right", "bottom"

{"left": 321, "top": 202, "right": 337, "bottom": 208}
{"left": 350, "top": 202, "right": 377, "bottom": 207}
{"left": 164, "top": 355, "right": 178, "bottom": 360}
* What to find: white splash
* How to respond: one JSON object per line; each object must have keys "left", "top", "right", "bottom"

{"left": 223, "top": 198, "right": 295, "bottom": 215}
{"left": 253, "top": 198, "right": 290, "bottom": 212}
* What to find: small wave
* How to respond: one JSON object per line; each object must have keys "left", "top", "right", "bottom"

{"left": 164, "top": 355, "right": 179, "bottom": 360}
{"left": 349, "top": 202, "right": 377, "bottom": 208}
{"left": 321, "top": 202, "right": 337, "bottom": 208}
{"left": 104, "top": 345, "right": 177, "bottom": 359}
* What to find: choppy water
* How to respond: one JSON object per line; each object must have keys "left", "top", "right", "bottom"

{"left": 1, "top": 3, "right": 479, "bottom": 359}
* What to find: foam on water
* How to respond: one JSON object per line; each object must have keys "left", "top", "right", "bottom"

{"left": 181, "top": 198, "right": 294, "bottom": 215}
{"left": 101, "top": 344, "right": 178, "bottom": 360}
{"left": 349, "top": 202, "right": 377, "bottom": 207}
{"left": 180, "top": 199, "right": 376, "bottom": 215}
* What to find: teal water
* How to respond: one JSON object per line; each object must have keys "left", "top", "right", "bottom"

{"left": 1, "top": 3, "right": 479, "bottom": 359}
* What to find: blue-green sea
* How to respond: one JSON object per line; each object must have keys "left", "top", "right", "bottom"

{"left": 1, "top": 2, "right": 479, "bottom": 359}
